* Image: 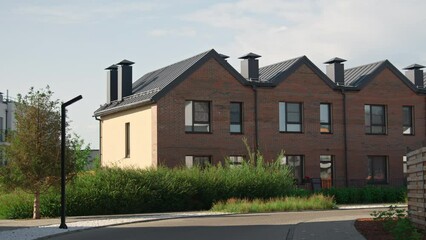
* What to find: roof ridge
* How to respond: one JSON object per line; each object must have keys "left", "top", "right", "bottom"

{"left": 141, "top": 49, "right": 213, "bottom": 77}
{"left": 345, "top": 60, "right": 387, "bottom": 71}
{"left": 259, "top": 56, "right": 305, "bottom": 69}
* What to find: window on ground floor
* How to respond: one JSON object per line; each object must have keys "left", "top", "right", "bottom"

{"left": 228, "top": 155, "right": 244, "bottom": 167}
{"left": 320, "top": 155, "right": 333, "bottom": 188}
{"left": 367, "top": 156, "right": 388, "bottom": 184}
{"left": 281, "top": 155, "right": 304, "bottom": 184}
{"left": 185, "top": 156, "right": 212, "bottom": 169}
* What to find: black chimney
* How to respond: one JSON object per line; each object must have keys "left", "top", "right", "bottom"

{"left": 219, "top": 53, "right": 229, "bottom": 61}
{"left": 403, "top": 64, "right": 425, "bottom": 88}
{"left": 324, "top": 57, "right": 347, "bottom": 86}
{"left": 117, "top": 59, "right": 135, "bottom": 101}
{"left": 239, "top": 52, "right": 261, "bottom": 81}
{"left": 105, "top": 64, "right": 118, "bottom": 103}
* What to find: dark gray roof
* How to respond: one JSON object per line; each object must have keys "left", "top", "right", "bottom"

{"left": 259, "top": 57, "right": 303, "bottom": 82}
{"left": 94, "top": 49, "right": 248, "bottom": 116}
{"left": 344, "top": 61, "right": 385, "bottom": 87}
{"left": 324, "top": 57, "right": 347, "bottom": 64}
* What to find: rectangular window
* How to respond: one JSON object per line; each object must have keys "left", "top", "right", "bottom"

{"left": 320, "top": 103, "right": 332, "bottom": 133}
{"left": 320, "top": 155, "right": 333, "bottom": 188}
{"left": 365, "top": 105, "right": 386, "bottom": 134}
{"left": 125, "top": 122, "right": 130, "bottom": 158}
{"left": 279, "top": 102, "right": 302, "bottom": 132}
{"left": 229, "top": 155, "right": 244, "bottom": 167}
{"left": 230, "top": 102, "right": 243, "bottom": 133}
{"left": 367, "top": 156, "right": 388, "bottom": 184}
{"left": 281, "top": 155, "right": 304, "bottom": 184}
{"left": 185, "top": 156, "right": 211, "bottom": 169}
{"left": 403, "top": 106, "right": 414, "bottom": 135}
{"left": 185, "top": 101, "right": 210, "bottom": 133}
{"left": 403, "top": 156, "right": 407, "bottom": 178}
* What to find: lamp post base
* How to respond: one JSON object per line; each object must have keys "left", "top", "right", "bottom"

{"left": 59, "top": 223, "right": 68, "bottom": 229}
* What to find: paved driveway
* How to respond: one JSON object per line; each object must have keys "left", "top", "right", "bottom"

{"left": 48, "top": 209, "right": 374, "bottom": 240}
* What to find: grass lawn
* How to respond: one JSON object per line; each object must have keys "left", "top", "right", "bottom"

{"left": 211, "top": 194, "right": 336, "bottom": 213}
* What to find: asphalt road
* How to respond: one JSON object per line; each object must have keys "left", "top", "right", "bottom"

{"left": 48, "top": 209, "right": 374, "bottom": 240}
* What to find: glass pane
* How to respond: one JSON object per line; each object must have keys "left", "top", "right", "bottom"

{"left": 372, "top": 114, "right": 384, "bottom": 125}
{"left": 367, "top": 157, "right": 373, "bottom": 181}
{"left": 403, "top": 126, "right": 412, "bottom": 135}
{"left": 373, "top": 157, "right": 386, "bottom": 182}
{"left": 372, "top": 126, "right": 385, "bottom": 134}
{"left": 371, "top": 106, "right": 385, "bottom": 125}
{"left": 365, "top": 105, "right": 371, "bottom": 128}
{"left": 193, "top": 123, "right": 209, "bottom": 132}
{"left": 320, "top": 162, "right": 332, "bottom": 179}
{"left": 287, "top": 112, "right": 300, "bottom": 122}
{"left": 287, "top": 103, "right": 300, "bottom": 113}
{"left": 194, "top": 102, "right": 209, "bottom": 122}
{"left": 320, "top": 155, "right": 332, "bottom": 162}
{"left": 185, "top": 156, "right": 193, "bottom": 168}
{"left": 230, "top": 124, "right": 241, "bottom": 133}
{"left": 320, "top": 124, "right": 330, "bottom": 133}
{"left": 230, "top": 103, "right": 241, "bottom": 123}
{"left": 194, "top": 156, "right": 211, "bottom": 168}
{"left": 185, "top": 101, "right": 192, "bottom": 128}
{"left": 279, "top": 102, "right": 286, "bottom": 131}
{"left": 287, "top": 124, "right": 301, "bottom": 132}
{"left": 320, "top": 104, "right": 329, "bottom": 123}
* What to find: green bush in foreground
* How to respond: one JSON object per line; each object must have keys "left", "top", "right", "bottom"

{"left": 211, "top": 194, "right": 335, "bottom": 213}
{"left": 0, "top": 160, "right": 295, "bottom": 219}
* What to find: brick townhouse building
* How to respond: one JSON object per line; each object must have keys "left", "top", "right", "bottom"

{"left": 94, "top": 49, "right": 426, "bottom": 187}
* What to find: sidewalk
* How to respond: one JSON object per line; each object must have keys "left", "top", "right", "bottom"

{"left": 0, "top": 204, "right": 406, "bottom": 240}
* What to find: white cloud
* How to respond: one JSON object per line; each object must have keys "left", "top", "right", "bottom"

{"left": 16, "top": 2, "right": 157, "bottom": 24}
{"left": 185, "top": 0, "right": 426, "bottom": 69}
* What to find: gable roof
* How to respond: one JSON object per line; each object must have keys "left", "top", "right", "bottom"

{"left": 343, "top": 60, "right": 418, "bottom": 92}
{"left": 258, "top": 56, "right": 336, "bottom": 89}
{"left": 94, "top": 49, "right": 248, "bottom": 116}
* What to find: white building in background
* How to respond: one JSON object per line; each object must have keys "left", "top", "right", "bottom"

{"left": 0, "top": 91, "right": 16, "bottom": 165}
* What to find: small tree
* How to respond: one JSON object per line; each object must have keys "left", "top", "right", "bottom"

{"left": 0, "top": 86, "right": 88, "bottom": 219}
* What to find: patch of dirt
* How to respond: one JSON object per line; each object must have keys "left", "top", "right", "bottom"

{"left": 354, "top": 218, "right": 426, "bottom": 240}
{"left": 355, "top": 218, "right": 393, "bottom": 240}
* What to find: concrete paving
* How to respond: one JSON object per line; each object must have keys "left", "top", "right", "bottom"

{"left": 0, "top": 206, "right": 403, "bottom": 240}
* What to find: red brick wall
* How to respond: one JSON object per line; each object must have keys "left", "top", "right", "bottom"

{"left": 155, "top": 57, "right": 425, "bottom": 187}
{"left": 344, "top": 68, "right": 425, "bottom": 184}
{"left": 156, "top": 58, "right": 255, "bottom": 167}
{"left": 256, "top": 64, "right": 346, "bottom": 184}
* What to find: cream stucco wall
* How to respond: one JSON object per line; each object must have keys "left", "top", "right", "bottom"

{"left": 100, "top": 104, "right": 157, "bottom": 169}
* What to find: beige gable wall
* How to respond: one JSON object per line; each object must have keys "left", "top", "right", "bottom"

{"left": 100, "top": 104, "right": 157, "bottom": 169}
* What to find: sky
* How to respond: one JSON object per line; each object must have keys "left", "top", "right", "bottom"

{"left": 1, "top": 0, "right": 426, "bottom": 148}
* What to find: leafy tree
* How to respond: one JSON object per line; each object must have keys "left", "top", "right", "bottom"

{"left": 0, "top": 86, "right": 89, "bottom": 219}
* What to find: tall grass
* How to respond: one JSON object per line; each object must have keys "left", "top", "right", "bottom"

{"left": 211, "top": 194, "right": 335, "bottom": 213}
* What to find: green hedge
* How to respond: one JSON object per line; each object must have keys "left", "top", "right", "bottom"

{"left": 0, "top": 163, "right": 295, "bottom": 219}
{"left": 320, "top": 186, "right": 407, "bottom": 204}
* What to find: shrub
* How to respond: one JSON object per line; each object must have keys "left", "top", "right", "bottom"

{"left": 320, "top": 186, "right": 406, "bottom": 204}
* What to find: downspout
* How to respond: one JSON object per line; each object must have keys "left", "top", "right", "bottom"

{"left": 252, "top": 84, "right": 259, "bottom": 154}
{"left": 5, "top": 90, "right": 9, "bottom": 139}
{"left": 340, "top": 88, "right": 349, "bottom": 187}
{"left": 95, "top": 116, "right": 102, "bottom": 165}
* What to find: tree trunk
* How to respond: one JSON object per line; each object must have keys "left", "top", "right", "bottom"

{"left": 33, "top": 191, "right": 41, "bottom": 219}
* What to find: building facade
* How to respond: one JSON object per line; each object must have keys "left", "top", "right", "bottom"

{"left": 0, "top": 91, "right": 16, "bottom": 165}
{"left": 94, "top": 49, "right": 426, "bottom": 187}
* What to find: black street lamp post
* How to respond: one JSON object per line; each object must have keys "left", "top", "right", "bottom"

{"left": 59, "top": 95, "right": 82, "bottom": 229}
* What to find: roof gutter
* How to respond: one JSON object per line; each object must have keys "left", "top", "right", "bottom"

{"left": 93, "top": 99, "right": 154, "bottom": 117}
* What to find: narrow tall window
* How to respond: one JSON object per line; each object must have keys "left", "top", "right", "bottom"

{"left": 367, "top": 156, "right": 387, "bottom": 184}
{"left": 320, "top": 103, "right": 332, "bottom": 133}
{"left": 403, "top": 106, "right": 414, "bottom": 135}
{"left": 125, "top": 122, "right": 130, "bottom": 158}
{"left": 281, "top": 155, "right": 304, "bottom": 184}
{"left": 185, "top": 156, "right": 211, "bottom": 169}
{"left": 185, "top": 101, "right": 210, "bottom": 133}
{"left": 365, "top": 105, "right": 386, "bottom": 134}
{"left": 230, "top": 102, "right": 242, "bottom": 133}
{"left": 279, "top": 102, "right": 302, "bottom": 132}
